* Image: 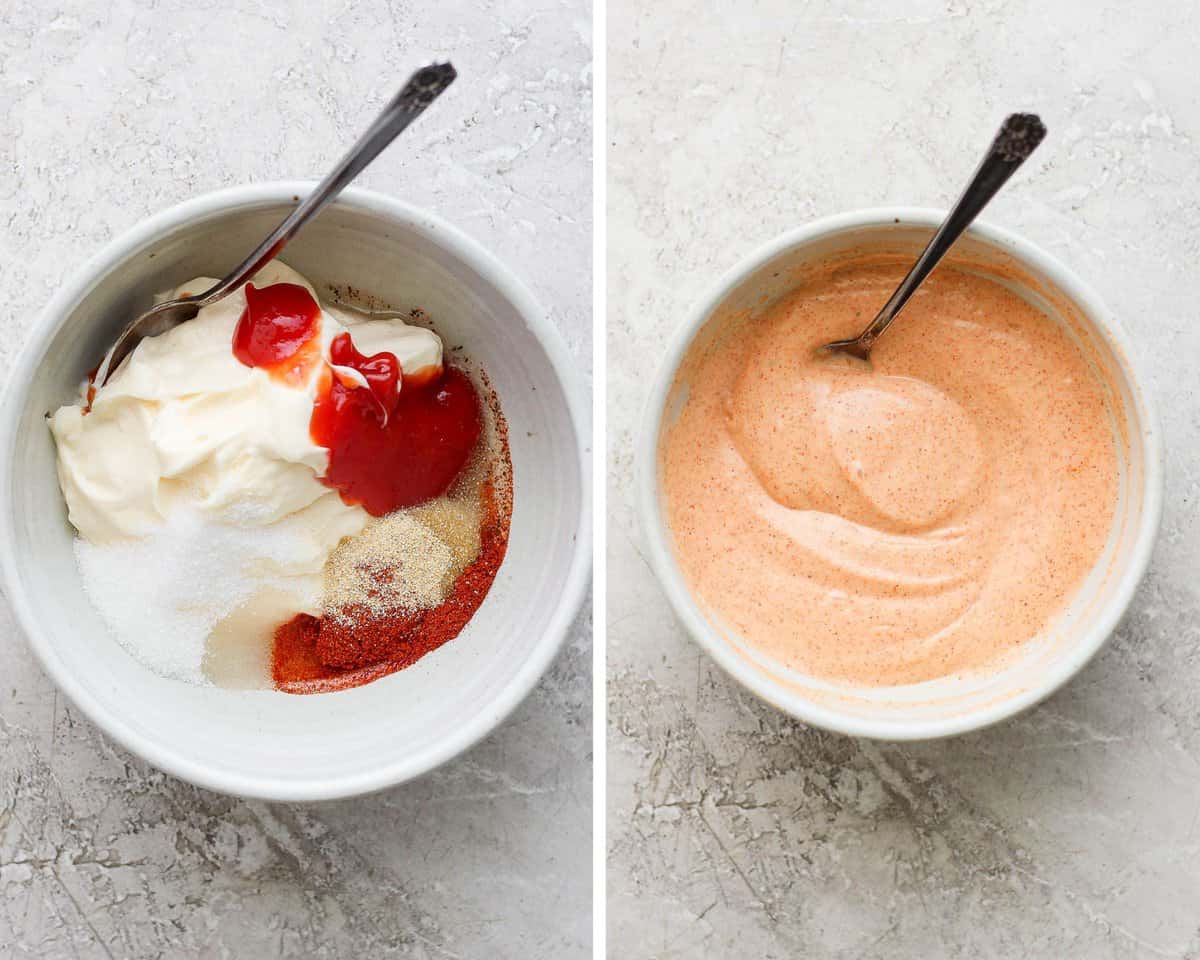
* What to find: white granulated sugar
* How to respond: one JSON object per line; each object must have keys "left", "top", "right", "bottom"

{"left": 75, "top": 509, "right": 321, "bottom": 683}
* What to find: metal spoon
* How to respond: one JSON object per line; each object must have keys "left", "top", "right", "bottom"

{"left": 94, "top": 62, "right": 457, "bottom": 385}
{"left": 821, "top": 113, "right": 1046, "bottom": 362}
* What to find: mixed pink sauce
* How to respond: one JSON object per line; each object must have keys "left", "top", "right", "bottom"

{"left": 661, "top": 260, "right": 1119, "bottom": 686}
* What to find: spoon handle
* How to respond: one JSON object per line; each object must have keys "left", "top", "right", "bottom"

{"left": 196, "top": 63, "right": 456, "bottom": 306}
{"left": 852, "top": 113, "right": 1046, "bottom": 354}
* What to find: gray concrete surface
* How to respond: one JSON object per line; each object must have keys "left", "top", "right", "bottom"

{"left": 0, "top": 2, "right": 591, "bottom": 957}
{"left": 608, "top": 2, "right": 1200, "bottom": 957}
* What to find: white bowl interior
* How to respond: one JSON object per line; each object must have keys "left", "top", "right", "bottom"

{"left": 647, "top": 219, "right": 1157, "bottom": 737}
{"left": 2, "top": 189, "right": 586, "bottom": 796}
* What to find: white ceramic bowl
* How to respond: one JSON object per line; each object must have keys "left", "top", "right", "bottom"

{"left": 638, "top": 207, "right": 1162, "bottom": 740}
{"left": 0, "top": 182, "right": 590, "bottom": 799}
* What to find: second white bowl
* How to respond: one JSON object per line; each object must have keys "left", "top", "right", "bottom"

{"left": 638, "top": 208, "right": 1161, "bottom": 740}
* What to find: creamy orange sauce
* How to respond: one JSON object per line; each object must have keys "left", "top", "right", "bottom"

{"left": 661, "top": 260, "right": 1118, "bottom": 686}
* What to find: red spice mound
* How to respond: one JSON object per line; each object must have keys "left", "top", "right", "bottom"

{"left": 316, "top": 605, "right": 426, "bottom": 669}
{"left": 272, "top": 474, "right": 512, "bottom": 694}
{"left": 270, "top": 614, "right": 325, "bottom": 684}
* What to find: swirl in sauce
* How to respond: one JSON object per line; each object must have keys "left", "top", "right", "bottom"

{"left": 661, "top": 260, "right": 1118, "bottom": 686}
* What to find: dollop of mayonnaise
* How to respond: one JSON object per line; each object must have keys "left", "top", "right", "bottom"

{"left": 50, "top": 260, "right": 441, "bottom": 553}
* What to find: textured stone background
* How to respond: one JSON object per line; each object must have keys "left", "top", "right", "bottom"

{"left": 609, "top": 2, "right": 1200, "bottom": 957}
{"left": 0, "top": 1, "right": 591, "bottom": 957}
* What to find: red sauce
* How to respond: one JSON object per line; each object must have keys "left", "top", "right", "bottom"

{"left": 83, "top": 363, "right": 99, "bottom": 414}
{"left": 311, "top": 342, "right": 482, "bottom": 516}
{"left": 229, "top": 282, "right": 481, "bottom": 515}
{"left": 233, "top": 282, "right": 322, "bottom": 385}
{"left": 326, "top": 331, "right": 401, "bottom": 423}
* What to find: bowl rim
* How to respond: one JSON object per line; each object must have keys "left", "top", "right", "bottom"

{"left": 0, "top": 180, "right": 592, "bottom": 799}
{"left": 636, "top": 205, "right": 1163, "bottom": 741}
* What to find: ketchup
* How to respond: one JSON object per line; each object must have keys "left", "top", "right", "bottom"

{"left": 233, "top": 282, "right": 322, "bottom": 384}
{"left": 232, "top": 282, "right": 481, "bottom": 516}
{"left": 312, "top": 334, "right": 481, "bottom": 515}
